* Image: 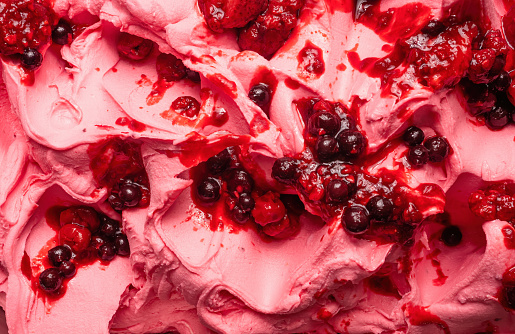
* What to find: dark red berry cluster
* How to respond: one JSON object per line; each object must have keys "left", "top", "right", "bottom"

{"left": 38, "top": 206, "right": 130, "bottom": 295}
{"left": 468, "top": 182, "right": 515, "bottom": 222}
{"left": 402, "top": 126, "right": 450, "bottom": 167}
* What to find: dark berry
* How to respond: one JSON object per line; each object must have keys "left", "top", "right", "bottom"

{"left": 503, "top": 286, "right": 515, "bottom": 309}
{"left": 272, "top": 157, "right": 299, "bottom": 184}
{"left": 21, "top": 48, "right": 43, "bottom": 70}
{"left": 232, "top": 206, "right": 250, "bottom": 224}
{"left": 424, "top": 137, "right": 450, "bottom": 162}
{"left": 486, "top": 105, "right": 510, "bottom": 130}
{"left": 171, "top": 96, "right": 201, "bottom": 118}
{"left": 90, "top": 235, "right": 109, "bottom": 250}
{"left": 212, "top": 107, "right": 229, "bottom": 126}
{"left": 366, "top": 196, "right": 394, "bottom": 221}
{"left": 51, "top": 19, "right": 73, "bottom": 45}
{"left": 186, "top": 69, "right": 201, "bottom": 83}
{"left": 117, "top": 32, "right": 153, "bottom": 60}
{"left": 407, "top": 145, "right": 429, "bottom": 167}
{"left": 156, "top": 53, "right": 187, "bottom": 82}
{"left": 339, "top": 113, "right": 357, "bottom": 132}
{"left": 48, "top": 245, "right": 72, "bottom": 267}
{"left": 342, "top": 205, "right": 370, "bottom": 234}
{"left": 59, "top": 261, "right": 76, "bottom": 278}
{"left": 421, "top": 20, "right": 445, "bottom": 36}
{"left": 98, "top": 243, "right": 117, "bottom": 261}
{"left": 39, "top": 268, "right": 63, "bottom": 293}
{"left": 441, "top": 225, "right": 462, "bottom": 246}
{"left": 119, "top": 183, "right": 142, "bottom": 207}
{"left": 403, "top": 126, "right": 425, "bottom": 146}
{"left": 308, "top": 111, "right": 341, "bottom": 136}
{"left": 197, "top": 177, "right": 221, "bottom": 203}
{"left": 114, "top": 234, "right": 130, "bottom": 256}
{"left": 108, "top": 194, "right": 124, "bottom": 211}
{"left": 100, "top": 218, "right": 120, "bottom": 238}
{"left": 326, "top": 179, "right": 349, "bottom": 203}
{"left": 248, "top": 83, "right": 271, "bottom": 108}
{"left": 337, "top": 131, "right": 366, "bottom": 158}
{"left": 226, "top": 170, "right": 254, "bottom": 194}
{"left": 239, "top": 193, "right": 255, "bottom": 212}
{"left": 315, "top": 136, "right": 339, "bottom": 162}
{"left": 280, "top": 194, "right": 305, "bottom": 215}
{"left": 206, "top": 149, "right": 232, "bottom": 175}
{"left": 492, "top": 71, "right": 512, "bottom": 92}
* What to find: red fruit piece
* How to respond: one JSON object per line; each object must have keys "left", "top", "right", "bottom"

{"left": 59, "top": 224, "right": 92, "bottom": 252}
{"left": 198, "top": 0, "right": 268, "bottom": 32}
{"left": 156, "top": 53, "right": 187, "bottom": 82}
{"left": 238, "top": 0, "right": 306, "bottom": 59}
{"left": 467, "top": 49, "right": 496, "bottom": 84}
{"left": 262, "top": 215, "right": 299, "bottom": 239}
{"left": 59, "top": 206, "right": 100, "bottom": 232}
{"left": 252, "top": 191, "right": 287, "bottom": 226}
{"left": 117, "top": 32, "right": 154, "bottom": 60}
{"left": 481, "top": 29, "right": 508, "bottom": 56}
{"left": 298, "top": 41, "right": 325, "bottom": 77}
{"left": 503, "top": 266, "right": 515, "bottom": 286}
{"left": 171, "top": 96, "right": 201, "bottom": 118}
{"left": 0, "top": 0, "right": 57, "bottom": 55}
{"left": 468, "top": 189, "right": 496, "bottom": 220}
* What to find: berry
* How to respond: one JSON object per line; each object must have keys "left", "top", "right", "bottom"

{"left": 171, "top": 96, "right": 201, "bottom": 118}
{"left": 59, "top": 224, "right": 92, "bottom": 252}
{"left": 315, "top": 136, "right": 339, "bottom": 162}
{"left": 212, "top": 107, "right": 229, "bottom": 126}
{"left": 100, "top": 218, "right": 120, "bottom": 238}
{"left": 339, "top": 113, "right": 356, "bottom": 132}
{"left": 272, "top": 157, "right": 299, "bottom": 183}
{"left": 198, "top": 0, "right": 268, "bottom": 32}
{"left": 492, "top": 71, "right": 512, "bottom": 92}
{"left": 248, "top": 83, "right": 271, "bottom": 108}
{"left": 366, "top": 195, "right": 393, "bottom": 221}
{"left": 197, "top": 177, "right": 221, "bottom": 203}
{"left": 326, "top": 179, "right": 349, "bottom": 203}
{"left": 298, "top": 44, "right": 325, "bottom": 75}
{"left": 51, "top": 19, "right": 73, "bottom": 45}
{"left": 206, "top": 149, "right": 232, "bottom": 175}
{"left": 98, "top": 243, "right": 117, "bottom": 261}
{"left": 59, "top": 261, "right": 76, "bottom": 278}
{"left": 114, "top": 234, "right": 130, "bottom": 256}
{"left": 441, "top": 225, "right": 462, "bottom": 246}
{"left": 226, "top": 170, "right": 254, "bottom": 194}
{"left": 239, "top": 193, "right": 255, "bottom": 212}
{"left": 117, "top": 32, "right": 153, "bottom": 60}
{"left": 119, "top": 183, "right": 142, "bottom": 208}
{"left": 342, "top": 205, "right": 370, "bottom": 234}
{"left": 90, "top": 235, "right": 109, "bottom": 250}
{"left": 407, "top": 145, "right": 429, "bottom": 167}
{"left": 108, "top": 194, "right": 124, "bottom": 212}
{"left": 232, "top": 206, "right": 250, "bottom": 224}
{"left": 308, "top": 111, "right": 340, "bottom": 136}
{"left": 423, "top": 137, "right": 450, "bottom": 162}
{"left": 21, "top": 48, "right": 43, "bottom": 70}
{"left": 156, "top": 53, "right": 187, "bottom": 82}
{"left": 337, "top": 131, "right": 366, "bottom": 158}
{"left": 486, "top": 105, "right": 510, "bottom": 130}
{"left": 39, "top": 268, "right": 63, "bottom": 293}
{"left": 48, "top": 245, "right": 72, "bottom": 267}
{"left": 403, "top": 126, "right": 424, "bottom": 146}
{"left": 186, "top": 69, "right": 201, "bottom": 83}
{"left": 59, "top": 206, "right": 100, "bottom": 232}
{"left": 252, "top": 192, "right": 286, "bottom": 226}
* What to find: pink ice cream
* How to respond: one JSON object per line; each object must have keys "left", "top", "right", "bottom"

{"left": 1, "top": 0, "right": 515, "bottom": 333}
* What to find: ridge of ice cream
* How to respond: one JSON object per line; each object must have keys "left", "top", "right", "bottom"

{"left": 0, "top": 0, "right": 515, "bottom": 333}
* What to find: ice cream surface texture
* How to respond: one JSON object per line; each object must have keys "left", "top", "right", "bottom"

{"left": 1, "top": 0, "right": 515, "bottom": 333}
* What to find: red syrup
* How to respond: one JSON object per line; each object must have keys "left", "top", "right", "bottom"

{"left": 297, "top": 40, "right": 325, "bottom": 79}
{"left": 404, "top": 304, "right": 450, "bottom": 334}
{"left": 426, "top": 249, "right": 448, "bottom": 286}
{"left": 115, "top": 117, "right": 147, "bottom": 132}
{"left": 206, "top": 73, "right": 238, "bottom": 99}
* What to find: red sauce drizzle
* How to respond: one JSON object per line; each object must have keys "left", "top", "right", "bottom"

{"left": 115, "top": 117, "right": 147, "bottom": 132}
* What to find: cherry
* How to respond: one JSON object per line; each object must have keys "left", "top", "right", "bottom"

{"left": 226, "top": 170, "right": 254, "bottom": 194}
{"left": 407, "top": 145, "right": 429, "bottom": 167}
{"left": 114, "top": 234, "right": 130, "bottom": 256}
{"left": 339, "top": 113, "right": 357, "bottom": 132}
{"left": 119, "top": 183, "right": 142, "bottom": 208}
{"left": 48, "top": 245, "right": 72, "bottom": 267}
{"left": 366, "top": 195, "right": 393, "bottom": 221}
{"left": 21, "top": 48, "right": 43, "bottom": 70}
{"left": 90, "top": 235, "right": 109, "bottom": 251}
{"left": 59, "top": 206, "right": 100, "bottom": 232}
{"left": 424, "top": 137, "right": 450, "bottom": 162}
{"left": 108, "top": 194, "right": 124, "bottom": 212}
{"left": 486, "top": 105, "right": 510, "bottom": 130}
{"left": 402, "top": 126, "right": 424, "bottom": 146}
{"left": 197, "top": 177, "right": 221, "bottom": 203}
{"left": 441, "top": 225, "right": 462, "bottom": 246}
{"left": 117, "top": 32, "right": 153, "bottom": 60}
{"left": 248, "top": 83, "right": 271, "bottom": 108}
{"left": 156, "top": 53, "right": 187, "bottom": 82}
{"left": 308, "top": 111, "right": 341, "bottom": 136}
{"left": 315, "top": 136, "right": 339, "bottom": 162}
{"left": 171, "top": 96, "right": 201, "bottom": 118}
{"left": 39, "top": 268, "right": 63, "bottom": 293}
{"left": 492, "top": 71, "right": 512, "bottom": 92}
{"left": 337, "top": 131, "right": 366, "bottom": 158}
{"left": 272, "top": 157, "right": 299, "bottom": 184}
{"left": 186, "top": 69, "right": 201, "bottom": 83}
{"left": 212, "top": 107, "right": 229, "bottom": 126}
{"left": 342, "top": 205, "right": 370, "bottom": 234}
{"left": 59, "top": 261, "right": 76, "bottom": 278}
{"left": 100, "top": 218, "right": 120, "bottom": 238}
{"left": 59, "top": 224, "right": 92, "bottom": 252}
{"left": 326, "top": 179, "right": 349, "bottom": 203}
{"left": 206, "top": 149, "right": 232, "bottom": 175}
{"left": 232, "top": 206, "right": 250, "bottom": 224}
{"left": 252, "top": 192, "right": 286, "bottom": 226}
{"left": 239, "top": 193, "right": 255, "bottom": 212}
{"left": 52, "top": 19, "right": 73, "bottom": 45}
{"left": 98, "top": 243, "right": 117, "bottom": 261}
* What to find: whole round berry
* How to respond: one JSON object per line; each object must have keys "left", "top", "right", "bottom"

{"left": 326, "top": 179, "right": 349, "bottom": 203}
{"left": 197, "top": 177, "right": 221, "bottom": 203}
{"left": 21, "top": 48, "right": 43, "bottom": 71}
{"left": 342, "top": 205, "right": 370, "bottom": 234}
{"left": 48, "top": 245, "right": 72, "bottom": 267}
{"left": 172, "top": 96, "right": 201, "bottom": 118}
{"left": 339, "top": 114, "right": 357, "bottom": 132}
{"left": 441, "top": 225, "right": 462, "bottom": 246}
{"left": 98, "top": 243, "right": 117, "bottom": 262}
{"left": 486, "top": 105, "right": 510, "bottom": 130}
{"left": 272, "top": 157, "right": 299, "bottom": 184}
{"left": 315, "top": 136, "right": 339, "bottom": 162}
{"left": 337, "top": 131, "right": 366, "bottom": 158}
{"left": 407, "top": 145, "right": 429, "bottom": 167}
{"left": 114, "top": 234, "right": 130, "bottom": 256}
{"left": 226, "top": 170, "right": 254, "bottom": 194}
{"left": 492, "top": 71, "right": 512, "bottom": 92}
{"left": 308, "top": 111, "right": 341, "bottom": 136}
{"left": 248, "top": 83, "right": 271, "bottom": 108}
{"left": 52, "top": 19, "right": 73, "bottom": 45}
{"left": 156, "top": 53, "right": 187, "bottom": 82}
{"left": 39, "top": 268, "right": 63, "bottom": 293}
{"left": 206, "top": 149, "right": 232, "bottom": 175}
{"left": 59, "top": 261, "right": 76, "bottom": 278}
{"left": 239, "top": 193, "right": 255, "bottom": 212}
{"left": 100, "top": 218, "right": 120, "bottom": 238}
{"left": 366, "top": 195, "right": 394, "bottom": 221}
{"left": 108, "top": 193, "right": 124, "bottom": 211}
{"left": 403, "top": 126, "right": 425, "bottom": 146}
{"left": 232, "top": 206, "right": 250, "bottom": 224}
{"left": 119, "top": 183, "right": 142, "bottom": 207}
{"left": 423, "top": 137, "right": 450, "bottom": 162}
